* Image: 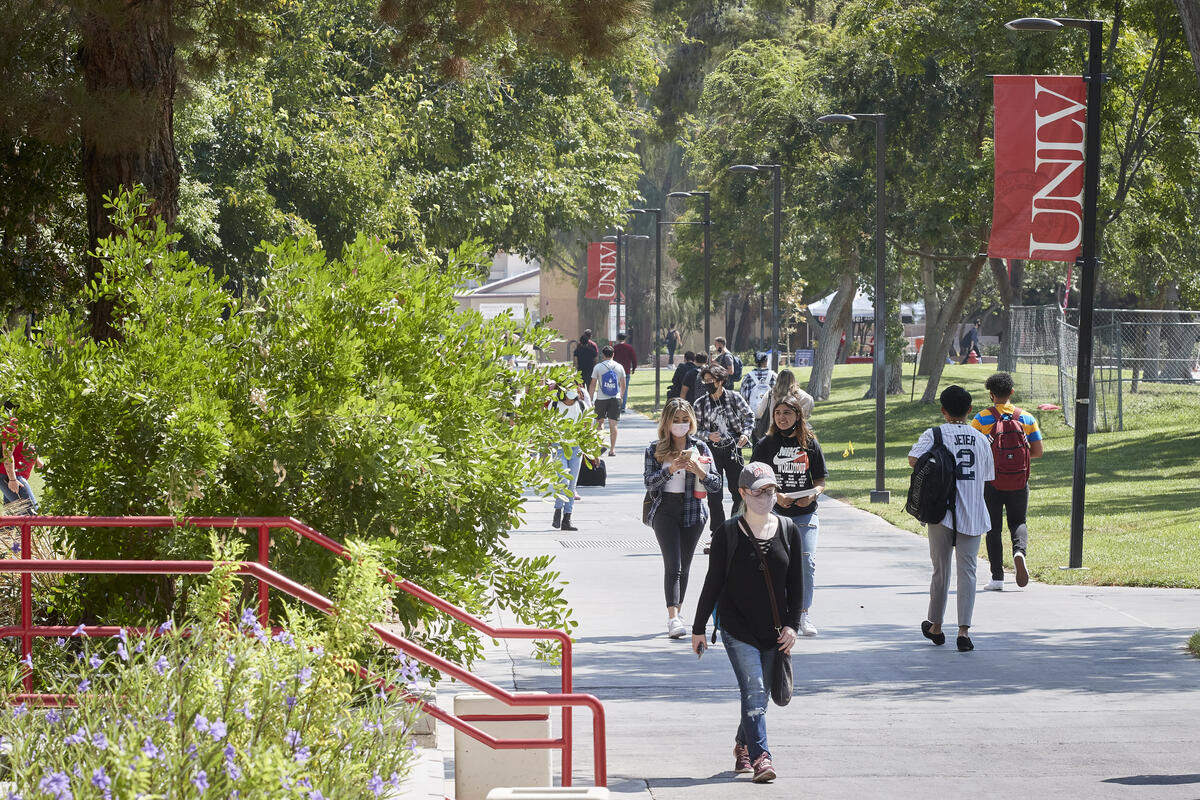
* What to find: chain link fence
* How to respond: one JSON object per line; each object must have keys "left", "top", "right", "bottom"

{"left": 1007, "top": 306, "right": 1200, "bottom": 431}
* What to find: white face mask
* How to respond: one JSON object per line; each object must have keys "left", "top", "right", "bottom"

{"left": 742, "top": 490, "right": 777, "bottom": 515}
{"left": 564, "top": 390, "right": 579, "bottom": 401}
{"left": 670, "top": 422, "right": 691, "bottom": 437}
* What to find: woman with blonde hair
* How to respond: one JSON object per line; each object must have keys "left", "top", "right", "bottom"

{"left": 750, "top": 394, "right": 827, "bottom": 636}
{"left": 643, "top": 398, "right": 723, "bottom": 639}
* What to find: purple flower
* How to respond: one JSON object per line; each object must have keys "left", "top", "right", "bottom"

{"left": 91, "top": 766, "right": 111, "bottom": 791}
{"left": 225, "top": 653, "right": 236, "bottom": 668}
{"left": 296, "top": 666, "right": 312, "bottom": 687}
{"left": 9, "top": 541, "right": 18, "bottom": 554}
{"left": 185, "top": 743, "right": 198, "bottom": 760}
{"left": 240, "top": 607, "right": 257, "bottom": 628}
{"left": 19, "top": 653, "right": 32, "bottom": 669}
{"left": 37, "top": 772, "right": 72, "bottom": 800}
{"left": 367, "top": 773, "right": 385, "bottom": 797}
{"left": 297, "top": 779, "right": 312, "bottom": 790}
{"left": 284, "top": 695, "right": 297, "bottom": 709}
{"left": 76, "top": 679, "right": 91, "bottom": 693}
{"left": 153, "top": 656, "right": 169, "bottom": 675}
{"left": 362, "top": 719, "right": 383, "bottom": 734}
{"left": 209, "top": 719, "right": 227, "bottom": 741}
{"left": 191, "top": 770, "right": 209, "bottom": 791}
{"left": 55, "top": 637, "right": 66, "bottom": 648}
{"left": 64, "top": 727, "right": 87, "bottom": 745}
{"left": 225, "top": 760, "right": 242, "bottom": 781}
{"left": 312, "top": 645, "right": 325, "bottom": 657}
{"left": 293, "top": 745, "right": 311, "bottom": 763}
{"left": 157, "top": 620, "right": 173, "bottom": 634}
{"left": 12, "top": 703, "right": 27, "bottom": 718}
{"left": 284, "top": 729, "right": 302, "bottom": 748}
{"left": 117, "top": 628, "right": 128, "bottom": 643}
{"left": 71, "top": 623, "right": 87, "bottom": 637}
{"left": 389, "top": 771, "right": 402, "bottom": 786}
{"left": 45, "top": 709, "right": 61, "bottom": 724}
{"left": 158, "top": 711, "right": 176, "bottom": 724}
{"left": 193, "top": 714, "right": 210, "bottom": 734}
{"left": 272, "top": 630, "right": 295, "bottom": 647}
{"left": 88, "top": 654, "right": 102, "bottom": 670}
{"left": 141, "top": 737, "right": 161, "bottom": 760}
{"left": 308, "top": 792, "right": 327, "bottom": 800}
{"left": 239, "top": 701, "right": 253, "bottom": 719}
{"left": 134, "top": 640, "right": 145, "bottom": 653}
{"left": 91, "top": 732, "right": 108, "bottom": 750}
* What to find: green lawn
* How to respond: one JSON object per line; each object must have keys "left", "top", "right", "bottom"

{"left": 629, "top": 363, "right": 1200, "bottom": 589}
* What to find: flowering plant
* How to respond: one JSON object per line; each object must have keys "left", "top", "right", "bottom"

{"left": 1, "top": 540, "right": 419, "bottom": 798}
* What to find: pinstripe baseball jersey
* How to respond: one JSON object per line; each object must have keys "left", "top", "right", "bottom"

{"left": 908, "top": 423, "right": 995, "bottom": 535}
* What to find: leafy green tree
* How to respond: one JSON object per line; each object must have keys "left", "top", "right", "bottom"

{"left": 1, "top": 190, "right": 597, "bottom": 666}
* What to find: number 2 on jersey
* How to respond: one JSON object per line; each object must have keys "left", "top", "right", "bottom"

{"left": 955, "top": 448, "right": 976, "bottom": 480}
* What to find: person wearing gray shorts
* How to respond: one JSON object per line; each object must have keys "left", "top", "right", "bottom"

{"left": 589, "top": 345, "right": 626, "bottom": 455}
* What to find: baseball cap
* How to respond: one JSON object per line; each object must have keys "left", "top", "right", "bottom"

{"left": 738, "top": 462, "right": 778, "bottom": 491}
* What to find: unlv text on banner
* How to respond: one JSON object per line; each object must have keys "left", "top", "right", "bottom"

{"left": 988, "top": 75, "right": 1087, "bottom": 262}
{"left": 586, "top": 241, "right": 618, "bottom": 301}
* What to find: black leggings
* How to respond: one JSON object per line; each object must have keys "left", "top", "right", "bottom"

{"left": 984, "top": 484, "right": 1029, "bottom": 581}
{"left": 707, "top": 448, "right": 744, "bottom": 532}
{"left": 651, "top": 494, "right": 706, "bottom": 608}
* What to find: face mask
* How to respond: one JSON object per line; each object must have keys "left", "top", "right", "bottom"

{"left": 564, "top": 390, "right": 579, "bottom": 401}
{"left": 704, "top": 382, "right": 720, "bottom": 395}
{"left": 670, "top": 422, "right": 691, "bottom": 437}
{"left": 776, "top": 421, "right": 799, "bottom": 436}
{"left": 743, "top": 490, "right": 777, "bottom": 515}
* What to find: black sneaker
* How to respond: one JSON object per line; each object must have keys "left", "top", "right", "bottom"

{"left": 921, "top": 620, "right": 945, "bottom": 646}
{"left": 957, "top": 635, "right": 974, "bottom": 652}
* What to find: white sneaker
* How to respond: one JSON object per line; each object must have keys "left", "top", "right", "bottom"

{"left": 667, "top": 616, "right": 687, "bottom": 639}
{"left": 983, "top": 579, "right": 1005, "bottom": 591}
{"left": 1014, "top": 552, "right": 1029, "bottom": 587}
{"left": 798, "top": 612, "right": 818, "bottom": 637}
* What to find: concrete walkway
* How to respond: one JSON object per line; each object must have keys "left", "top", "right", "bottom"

{"left": 447, "top": 411, "right": 1200, "bottom": 799}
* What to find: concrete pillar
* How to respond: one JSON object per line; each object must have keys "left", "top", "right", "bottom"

{"left": 453, "top": 693, "right": 553, "bottom": 800}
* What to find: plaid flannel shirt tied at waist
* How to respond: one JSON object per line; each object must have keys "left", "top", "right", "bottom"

{"left": 642, "top": 438, "right": 724, "bottom": 528}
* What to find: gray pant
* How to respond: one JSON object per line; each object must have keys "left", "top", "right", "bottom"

{"left": 927, "top": 523, "right": 979, "bottom": 629}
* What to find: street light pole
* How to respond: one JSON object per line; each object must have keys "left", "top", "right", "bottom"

{"left": 1006, "top": 16, "right": 1105, "bottom": 569}
{"left": 629, "top": 207, "right": 663, "bottom": 409}
{"left": 818, "top": 113, "right": 889, "bottom": 503}
{"left": 729, "top": 165, "right": 783, "bottom": 371}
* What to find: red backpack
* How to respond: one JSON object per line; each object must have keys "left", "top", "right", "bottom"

{"left": 988, "top": 406, "right": 1030, "bottom": 490}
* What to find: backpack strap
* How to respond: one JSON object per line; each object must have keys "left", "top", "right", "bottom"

{"left": 932, "top": 426, "right": 958, "bottom": 534}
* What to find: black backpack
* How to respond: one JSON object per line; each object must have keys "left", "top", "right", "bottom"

{"left": 905, "top": 427, "right": 958, "bottom": 531}
{"left": 730, "top": 353, "right": 743, "bottom": 382}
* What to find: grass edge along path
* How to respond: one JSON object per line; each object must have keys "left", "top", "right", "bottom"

{"left": 627, "top": 361, "right": 1200, "bottom": 589}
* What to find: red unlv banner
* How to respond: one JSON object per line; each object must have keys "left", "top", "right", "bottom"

{"left": 585, "top": 242, "right": 617, "bottom": 301}
{"left": 988, "top": 75, "right": 1087, "bottom": 261}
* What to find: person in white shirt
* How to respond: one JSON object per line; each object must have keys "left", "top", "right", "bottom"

{"left": 549, "top": 381, "right": 590, "bottom": 532}
{"left": 907, "top": 384, "right": 994, "bottom": 652}
{"left": 589, "top": 345, "right": 627, "bottom": 455}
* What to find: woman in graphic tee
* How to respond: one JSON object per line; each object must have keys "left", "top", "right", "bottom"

{"left": 750, "top": 395, "right": 827, "bottom": 637}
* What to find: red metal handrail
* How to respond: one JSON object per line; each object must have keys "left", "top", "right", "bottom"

{"left": 0, "top": 516, "right": 603, "bottom": 786}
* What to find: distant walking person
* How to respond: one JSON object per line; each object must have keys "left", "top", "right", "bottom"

{"left": 574, "top": 329, "right": 599, "bottom": 386}
{"left": 740, "top": 352, "right": 777, "bottom": 427}
{"left": 589, "top": 345, "right": 626, "bottom": 455}
{"left": 693, "top": 365, "right": 755, "bottom": 532}
{"left": 691, "top": 462, "right": 802, "bottom": 783}
{"left": 711, "top": 336, "right": 735, "bottom": 375}
{"left": 971, "top": 372, "right": 1044, "bottom": 590}
{"left": 549, "top": 382, "right": 590, "bottom": 532}
{"left": 668, "top": 351, "right": 698, "bottom": 401}
{"left": 666, "top": 324, "right": 680, "bottom": 364}
{"left": 909, "top": 385, "right": 994, "bottom": 652}
{"left": 644, "top": 399, "right": 722, "bottom": 639}
{"left": 613, "top": 332, "right": 638, "bottom": 412}
{"left": 959, "top": 320, "right": 981, "bottom": 364}
{"left": 751, "top": 395, "right": 826, "bottom": 636}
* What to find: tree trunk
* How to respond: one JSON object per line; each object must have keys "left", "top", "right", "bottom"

{"left": 806, "top": 257, "right": 858, "bottom": 401}
{"left": 991, "top": 257, "right": 1025, "bottom": 372}
{"left": 917, "top": 248, "right": 944, "bottom": 375}
{"left": 1178, "top": 0, "right": 1200, "bottom": 88}
{"left": 80, "top": 0, "right": 180, "bottom": 341}
{"left": 919, "top": 255, "right": 988, "bottom": 403}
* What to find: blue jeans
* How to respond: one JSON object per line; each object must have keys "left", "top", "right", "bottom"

{"left": 1, "top": 476, "right": 38, "bottom": 514}
{"left": 722, "top": 630, "right": 776, "bottom": 761}
{"left": 553, "top": 447, "right": 582, "bottom": 514}
{"left": 620, "top": 374, "right": 631, "bottom": 411}
{"left": 791, "top": 510, "right": 818, "bottom": 611}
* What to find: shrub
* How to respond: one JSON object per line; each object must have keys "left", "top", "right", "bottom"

{"left": 1, "top": 189, "right": 595, "bottom": 666}
{"left": 0, "top": 539, "right": 419, "bottom": 798}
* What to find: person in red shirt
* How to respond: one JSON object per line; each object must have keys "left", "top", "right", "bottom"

{"left": 1, "top": 405, "right": 43, "bottom": 514}
{"left": 613, "top": 332, "right": 638, "bottom": 412}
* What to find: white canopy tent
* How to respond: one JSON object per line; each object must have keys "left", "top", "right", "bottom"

{"left": 805, "top": 288, "right": 925, "bottom": 322}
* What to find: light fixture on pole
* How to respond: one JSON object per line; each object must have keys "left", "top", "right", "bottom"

{"left": 628, "top": 207, "right": 663, "bottom": 409}
{"left": 818, "top": 112, "right": 889, "bottom": 503}
{"left": 1005, "top": 15, "right": 1104, "bottom": 569}
{"left": 665, "top": 191, "right": 712, "bottom": 348}
{"left": 728, "top": 165, "right": 782, "bottom": 371}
